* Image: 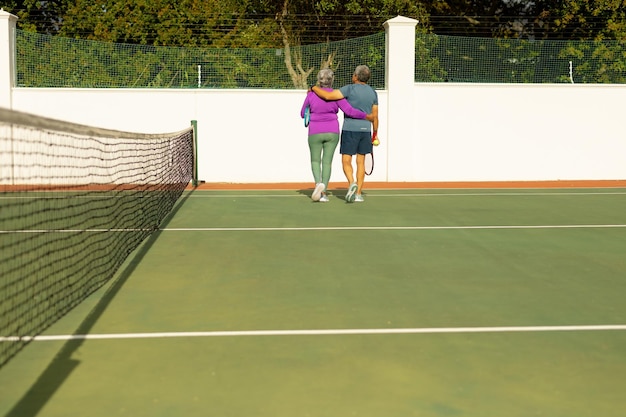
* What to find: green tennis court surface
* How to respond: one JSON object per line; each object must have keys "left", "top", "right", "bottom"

{"left": 1, "top": 188, "right": 626, "bottom": 417}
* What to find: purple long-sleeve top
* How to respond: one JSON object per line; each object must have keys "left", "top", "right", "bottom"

{"left": 300, "top": 89, "right": 367, "bottom": 135}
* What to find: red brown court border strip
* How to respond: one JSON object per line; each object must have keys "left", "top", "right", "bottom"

{"left": 4, "top": 180, "right": 623, "bottom": 193}
{"left": 191, "top": 180, "right": 626, "bottom": 191}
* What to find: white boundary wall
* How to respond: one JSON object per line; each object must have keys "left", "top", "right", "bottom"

{"left": 2, "top": 11, "right": 625, "bottom": 184}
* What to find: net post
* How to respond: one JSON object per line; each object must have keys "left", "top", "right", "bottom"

{"left": 191, "top": 119, "right": 199, "bottom": 187}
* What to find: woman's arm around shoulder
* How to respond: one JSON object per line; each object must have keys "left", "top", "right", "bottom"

{"left": 337, "top": 98, "right": 366, "bottom": 119}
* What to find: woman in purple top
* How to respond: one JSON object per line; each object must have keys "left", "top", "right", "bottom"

{"left": 301, "top": 69, "right": 370, "bottom": 202}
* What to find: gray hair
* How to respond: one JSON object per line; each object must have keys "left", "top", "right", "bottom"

{"left": 317, "top": 68, "right": 334, "bottom": 88}
{"left": 354, "top": 65, "right": 371, "bottom": 83}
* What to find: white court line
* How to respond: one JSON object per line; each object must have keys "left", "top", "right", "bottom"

{"left": 160, "top": 224, "right": 626, "bottom": 232}
{"left": 3, "top": 224, "right": 624, "bottom": 234}
{"left": 3, "top": 325, "right": 626, "bottom": 342}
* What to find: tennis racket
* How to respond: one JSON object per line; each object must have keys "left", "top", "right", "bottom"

{"left": 365, "top": 149, "right": 374, "bottom": 175}
{"left": 365, "top": 132, "right": 378, "bottom": 176}
{"left": 304, "top": 106, "right": 310, "bottom": 127}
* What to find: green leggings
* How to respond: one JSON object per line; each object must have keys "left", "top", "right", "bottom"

{"left": 308, "top": 133, "right": 339, "bottom": 188}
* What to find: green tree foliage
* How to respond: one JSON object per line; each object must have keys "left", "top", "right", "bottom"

{"left": 57, "top": 0, "right": 250, "bottom": 47}
{"left": 422, "top": 0, "right": 527, "bottom": 37}
{"left": 530, "top": 0, "right": 626, "bottom": 40}
{"left": 3, "top": 0, "right": 625, "bottom": 43}
{"left": 3, "top": 0, "right": 625, "bottom": 86}
{"left": 525, "top": 1, "right": 626, "bottom": 84}
{"left": 415, "top": 0, "right": 626, "bottom": 84}
{"left": 216, "top": 0, "right": 422, "bottom": 87}
{"left": 2, "top": 0, "right": 429, "bottom": 45}
{"left": 1, "top": 0, "right": 69, "bottom": 34}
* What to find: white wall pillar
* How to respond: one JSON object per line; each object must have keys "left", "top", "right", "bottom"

{"left": 383, "top": 16, "right": 418, "bottom": 181}
{"left": 0, "top": 9, "right": 17, "bottom": 109}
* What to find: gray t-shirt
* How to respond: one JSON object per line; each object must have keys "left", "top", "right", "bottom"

{"left": 339, "top": 84, "right": 378, "bottom": 132}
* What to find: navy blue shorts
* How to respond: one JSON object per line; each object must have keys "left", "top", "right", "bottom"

{"left": 340, "top": 131, "right": 372, "bottom": 155}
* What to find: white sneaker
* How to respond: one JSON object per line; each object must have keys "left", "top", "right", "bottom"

{"left": 354, "top": 194, "right": 364, "bottom": 202}
{"left": 345, "top": 183, "right": 358, "bottom": 203}
{"left": 311, "top": 183, "right": 325, "bottom": 201}
{"left": 319, "top": 194, "right": 329, "bottom": 202}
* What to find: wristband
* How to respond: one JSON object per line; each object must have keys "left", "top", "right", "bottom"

{"left": 372, "top": 131, "right": 379, "bottom": 146}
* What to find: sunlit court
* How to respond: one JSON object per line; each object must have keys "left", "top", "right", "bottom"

{"left": 2, "top": 167, "right": 626, "bottom": 416}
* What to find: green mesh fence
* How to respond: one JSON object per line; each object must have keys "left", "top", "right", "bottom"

{"left": 16, "top": 30, "right": 385, "bottom": 89}
{"left": 15, "top": 30, "right": 626, "bottom": 88}
{"left": 415, "top": 34, "right": 626, "bottom": 83}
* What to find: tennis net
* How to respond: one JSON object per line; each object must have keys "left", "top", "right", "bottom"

{"left": 0, "top": 108, "right": 196, "bottom": 367}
